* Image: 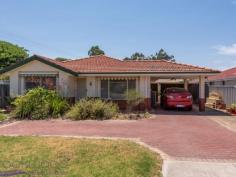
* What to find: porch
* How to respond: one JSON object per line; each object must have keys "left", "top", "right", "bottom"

{"left": 75, "top": 74, "right": 207, "bottom": 112}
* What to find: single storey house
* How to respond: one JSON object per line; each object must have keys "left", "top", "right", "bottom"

{"left": 207, "top": 67, "right": 236, "bottom": 107}
{"left": 0, "top": 55, "right": 219, "bottom": 111}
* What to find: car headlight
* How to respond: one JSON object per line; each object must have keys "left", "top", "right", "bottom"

{"left": 187, "top": 95, "right": 192, "bottom": 99}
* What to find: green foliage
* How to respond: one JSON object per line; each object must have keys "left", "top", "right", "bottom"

{"left": 55, "top": 57, "right": 70, "bottom": 61}
{"left": 13, "top": 87, "right": 69, "bottom": 119}
{"left": 88, "top": 45, "right": 105, "bottom": 56}
{"left": 126, "top": 90, "right": 144, "bottom": 111}
{"left": 0, "top": 113, "right": 7, "bottom": 121}
{"left": 67, "top": 98, "right": 118, "bottom": 120}
{"left": 124, "top": 52, "right": 146, "bottom": 60}
{"left": 0, "top": 40, "right": 29, "bottom": 68}
{"left": 149, "top": 48, "right": 175, "bottom": 61}
{"left": 124, "top": 48, "right": 175, "bottom": 61}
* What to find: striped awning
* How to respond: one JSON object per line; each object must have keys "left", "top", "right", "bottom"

{"left": 19, "top": 72, "right": 58, "bottom": 77}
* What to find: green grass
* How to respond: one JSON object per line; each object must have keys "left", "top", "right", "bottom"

{"left": 0, "top": 136, "right": 162, "bottom": 177}
{"left": 0, "top": 113, "right": 7, "bottom": 121}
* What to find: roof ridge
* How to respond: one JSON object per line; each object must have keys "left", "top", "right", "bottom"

{"left": 71, "top": 55, "right": 120, "bottom": 61}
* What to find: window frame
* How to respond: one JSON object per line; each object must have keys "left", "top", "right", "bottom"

{"left": 20, "top": 73, "right": 59, "bottom": 94}
{"left": 100, "top": 79, "right": 136, "bottom": 100}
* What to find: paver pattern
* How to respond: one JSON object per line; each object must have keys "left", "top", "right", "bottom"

{"left": 1, "top": 109, "right": 236, "bottom": 160}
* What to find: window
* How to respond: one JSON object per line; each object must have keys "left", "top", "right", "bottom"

{"left": 101, "top": 80, "right": 108, "bottom": 98}
{"left": 100, "top": 79, "right": 136, "bottom": 100}
{"left": 110, "top": 80, "right": 127, "bottom": 99}
{"left": 24, "top": 76, "right": 57, "bottom": 91}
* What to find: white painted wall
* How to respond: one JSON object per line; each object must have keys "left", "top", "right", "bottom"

{"left": 6, "top": 60, "right": 76, "bottom": 97}
{"left": 86, "top": 76, "right": 96, "bottom": 97}
{"left": 139, "top": 76, "right": 151, "bottom": 98}
{"left": 6, "top": 60, "right": 152, "bottom": 100}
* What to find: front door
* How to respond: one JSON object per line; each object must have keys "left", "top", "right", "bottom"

{"left": 151, "top": 83, "right": 158, "bottom": 108}
{"left": 77, "top": 78, "right": 87, "bottom": 99}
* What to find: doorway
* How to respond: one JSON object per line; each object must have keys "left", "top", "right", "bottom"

{"left": 151, "top": 83, "right": 158, "bottom": 108}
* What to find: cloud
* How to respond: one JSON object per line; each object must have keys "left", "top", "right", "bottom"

{"left": 215, "top": 43, "right": 236, "bottom": 56}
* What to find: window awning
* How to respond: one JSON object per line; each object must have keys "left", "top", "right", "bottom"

{"left": 19, "top": 72, "right": 59, "bottom": 77}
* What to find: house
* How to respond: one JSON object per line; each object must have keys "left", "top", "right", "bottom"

{"left": 0, "top": 55, "right": 219, "bottom": 111}
{"left": 207, "top": 67, "right": 236, "bottom": 107}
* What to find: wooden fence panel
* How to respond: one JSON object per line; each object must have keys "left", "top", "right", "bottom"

{"left": 209, "top": 86, "right": 236, "bottom": 106}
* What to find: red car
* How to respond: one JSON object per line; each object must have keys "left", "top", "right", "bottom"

{"left": 161, "top": 87, "right": 193, "bottom": 111}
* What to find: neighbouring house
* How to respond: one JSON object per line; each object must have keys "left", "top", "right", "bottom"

{"left": 207, "top": 67, "right": 236, "bottom": 107}
{"left": 0, "top": 55, "right": 219, "bottom": 111}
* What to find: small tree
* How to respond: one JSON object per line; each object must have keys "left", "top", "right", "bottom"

{"left": 88, "top": 45, "right": 105, "bottom": 56}
{"left": 126, "top": 90, "right": 144, "bottom": 112}
{"left": 0, "top": 40, "right": 29, "bottom": 68}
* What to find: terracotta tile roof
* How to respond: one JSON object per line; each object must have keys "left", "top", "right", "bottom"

{"left": 208, "top": 67, "right": 236, "bottom": 81}
{"left": 1, "top": 54, "right": 219, "bottom": 75}
{"left": 47, "top": 55, "right": 218, "bottom": 74}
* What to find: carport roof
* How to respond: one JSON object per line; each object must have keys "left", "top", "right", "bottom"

{"left": 0, "top": 54, "right": 220, "bottom": 75}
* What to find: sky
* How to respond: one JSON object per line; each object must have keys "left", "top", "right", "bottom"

{"left": 0, "top": 0, "right": 236, "bottom": 70}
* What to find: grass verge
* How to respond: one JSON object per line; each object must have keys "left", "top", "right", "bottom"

{"left": 0, "top": 136, "right": 162, "bottom": 177}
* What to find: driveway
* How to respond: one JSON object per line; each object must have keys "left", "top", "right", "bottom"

{"left": 1, "top": 109, "right": 236, "bottom": 160}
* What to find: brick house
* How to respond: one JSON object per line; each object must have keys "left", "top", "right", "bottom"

{"left": 0, "top": 55, "right": 219, "bottom": 111}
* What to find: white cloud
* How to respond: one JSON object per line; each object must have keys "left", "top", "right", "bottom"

{"left": 215, "top": 43, "right": 236, "bottom": 56}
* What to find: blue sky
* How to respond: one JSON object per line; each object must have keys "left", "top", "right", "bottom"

{"left": 0, "top": 0, "right": 236, "bottom": 70}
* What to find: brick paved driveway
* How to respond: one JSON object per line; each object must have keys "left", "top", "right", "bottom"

{"left": 1, "top": 109, "right": 236, "bottom": 160}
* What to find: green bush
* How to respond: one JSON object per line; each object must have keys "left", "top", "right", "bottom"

{"left": 0, "top": 113, "right": 7, "bottom": 121}
{"left": 67, "top": 99, "right": 118, "bottom": 120}
{"left": 13, "top": 87, "right": 69, "bottom": 120}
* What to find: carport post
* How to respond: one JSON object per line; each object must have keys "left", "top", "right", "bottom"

{"left": 184, "top": 79, "right": 188, "bottom": 90}
{"left": 199, "top": 76, "right": 205, "bottom": 112}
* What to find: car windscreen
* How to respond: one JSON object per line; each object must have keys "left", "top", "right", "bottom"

{"left": 166, "top": 88, "right": 187, "bottom": 93}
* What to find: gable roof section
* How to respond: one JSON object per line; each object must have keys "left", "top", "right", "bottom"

{"left": 0, "top": 55, "right": 78, "bottom": 76}
{"left": 208, "top": 67, "right": 236, "bottom": 81}
{"left": 0, "top": 54, "right": 219, "bottom": 75}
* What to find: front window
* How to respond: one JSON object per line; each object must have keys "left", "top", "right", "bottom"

{"left": 110, "top": 80, "right": 127, "bottom": 99}
{"left": 101, "top": 79, "right": 136, "bottom": 100}
{"left": 24, "top": 76, "right": 57, "bottom": 91}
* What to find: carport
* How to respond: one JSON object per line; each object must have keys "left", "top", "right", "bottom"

{"left": 149, "top": 74, "right": 210, "bottom": 112}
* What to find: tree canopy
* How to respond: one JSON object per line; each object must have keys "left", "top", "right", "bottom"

{"left": 124, "top": 52, "right": 145, "bottom": 60}
{"left": 149, "top": 49, "right": 175, "bottom": 61}
{"left": 0, "top": 40, "right": 29, "bottom": 69}
{"left": 55, "top": 57, "right": 70, "bottom": 62}
{"left": 124, "top": 49, "right": 175, "bottom": 61}
{"left": 88, "top": 45, "right": 105, "bottom": 56}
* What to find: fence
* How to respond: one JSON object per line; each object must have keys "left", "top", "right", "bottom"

{"left": 209, "top": 85, "right": 236, "bottom": 107}
{"left": 0, "top": 80, "right": 10, "bottom": 108}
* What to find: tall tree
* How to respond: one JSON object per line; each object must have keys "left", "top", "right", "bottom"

{"left": 149, "top": 49, "right": 175, "bottom": 61}
{"left": 0, "top": 40, "right": 29, "bottom": 68}
{"left": 88, "top": 45, "right": 105, "bottom": 56}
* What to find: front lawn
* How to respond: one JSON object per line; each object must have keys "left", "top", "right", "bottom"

{"left": 0, "top": 136, "right": 162, "bottom": 177}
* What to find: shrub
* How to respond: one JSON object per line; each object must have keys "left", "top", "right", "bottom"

{"left": 12, "top": 87, "right": 69, "bottom": 119}
{"left": 0, "top": 113, "right": 7, "bottom": 121}
{"left": 126, "top": 90, "right": 144, "bottom": 111}
{"left": 66, "top": 98, "right": 118, "bottom": 120}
